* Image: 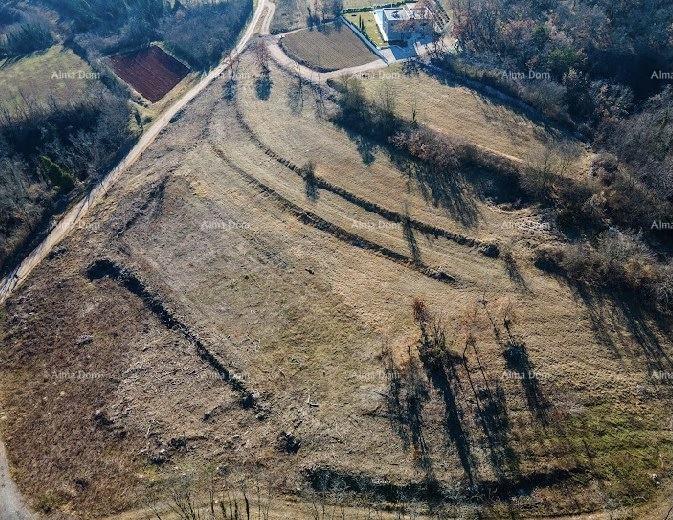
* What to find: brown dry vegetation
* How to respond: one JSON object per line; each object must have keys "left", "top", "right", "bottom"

{"left": 280, "top": 24, "right": 376, "bottom": 72}
{"left": 1, "top": 49, "right": 673, "bottom": 520}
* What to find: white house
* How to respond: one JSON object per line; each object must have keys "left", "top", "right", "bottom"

{"left": 380, "top": 4, "right": 434, "bottom": 42}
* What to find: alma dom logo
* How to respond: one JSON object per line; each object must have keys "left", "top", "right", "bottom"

{"left": 651, "top": 70, "right": 673, "bottom": 80}
{"left": 651, "top": 220, "right": 673, "bottom": 230}
{"left": 51, "top": 70, "right": 102, "bottom": 80}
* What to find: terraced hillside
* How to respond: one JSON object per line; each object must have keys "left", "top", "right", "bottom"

{"left": 1, "top": 48, "right": 672, "bottom": 519}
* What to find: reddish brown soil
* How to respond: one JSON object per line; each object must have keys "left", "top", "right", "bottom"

{"left": 110, "top": 46, "right": 190, "bottom": 102}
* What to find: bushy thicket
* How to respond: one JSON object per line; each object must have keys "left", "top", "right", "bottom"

{"left": 0, "top": 5, "right": 22, "bottom": 27}
{"left": 535, "top": 230, "right": 673, "bottom": 314}
{"left": 0, "top": 6, "right": 54, "bottom": 58}
{"left": 596, "top": 88, "right": 673, "bottom": 204}
{"left": 0, "top": 86, "right": 135, "bottom": 271}
{"left": 160, "top": 0, "right": 252, "bottom": 69}
{"left": 438, "top": 54, "right": 572, "bottom": 126}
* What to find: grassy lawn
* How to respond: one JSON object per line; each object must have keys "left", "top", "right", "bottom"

{"left": 344, "top": 11, "right": 386, "bottom": 48}
{"left": 357, "top": 63, "right": 588, "bottom": 164}
{"left": 0, "top": 45, "right": 99, "bottom": 113}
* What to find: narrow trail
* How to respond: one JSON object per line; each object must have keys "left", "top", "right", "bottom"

{"left": 0, "top": 0, "right": 270, "bottom": 306}
{"left": 267, "top": 39, "right": 388, "bottom": 83}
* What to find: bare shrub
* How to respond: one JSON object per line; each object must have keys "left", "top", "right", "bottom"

{"left": 150, "top": 476, "right": 274, "bottom": 520}
{"left": 535, "top": 229, "right": 673, "bottom": 313}
{"left": 412, "top": 297, "right": 429, "bottom": 324}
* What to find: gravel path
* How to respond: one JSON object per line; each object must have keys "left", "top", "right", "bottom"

{"left": 0, "top": 439, "right": 33, "bottom": 519}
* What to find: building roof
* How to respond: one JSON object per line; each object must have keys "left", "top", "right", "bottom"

{"left": 382, "top": 5, "right": 431, "bottom": 22}
{"left": 383, "top": 7, "right": 411, "bottom": 21}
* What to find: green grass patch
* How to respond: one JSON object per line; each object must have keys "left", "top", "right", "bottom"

{"left": 344, "top": 12, "right": 386, "bottom": 48}
{"left": 0, "top": 45, "right": 99, "bottom": 113}
{"left": 563, "top": 403, "right": 673, "bottom": 506}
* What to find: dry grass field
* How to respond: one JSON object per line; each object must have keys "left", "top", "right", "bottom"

{"left": 280, "top": 24, "right": 377, "bottom": 72}
{"left": 357, "top": 63, "right": 588, "bottom": 166}
{"left": 270, "top": 0, "right": 316, "bottom": 33}
{"left": 0, "top": 45, "right": 100, "bottom": 113}
{"left": 1, "top": 48, "right": 673, "bottom": 519}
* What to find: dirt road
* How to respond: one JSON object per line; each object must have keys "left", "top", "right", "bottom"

{"left": 267, "top": 37, "right": 388, "bottom": 83}
{"left": 0, "top": 0, "right": 270, "bottom": 306}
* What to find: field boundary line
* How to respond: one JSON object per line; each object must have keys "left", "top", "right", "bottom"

{"left": 232, "top": 106, "right": 499, "bottom": 257}
{"left": 209, "top": 142, "right": 460, "bottom": 286}
{"left": 86, "top": 258, "right": 269, "bottom": 416}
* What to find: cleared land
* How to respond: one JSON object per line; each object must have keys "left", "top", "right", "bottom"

{"left": 1, "top": 47, "right": 672, "bottom": 519}
{"left": 344, "top": 11, "right": 386, "bottom": 47}
{"left": 110, "top": 46, "right": 190, "bottom": 103}
{"left": 280, "top": 23, "right": 377, "bottom": 72}
{"left": 0, "top": 45, "right": 99, "bottom": 112}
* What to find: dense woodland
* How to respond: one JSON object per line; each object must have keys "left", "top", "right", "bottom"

{"left": 446, "top": 0, "right": 673, "bottom": 175}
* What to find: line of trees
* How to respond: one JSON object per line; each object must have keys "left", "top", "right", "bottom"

{"left": 331, "top": 77, "right": 673, "bottom": 313}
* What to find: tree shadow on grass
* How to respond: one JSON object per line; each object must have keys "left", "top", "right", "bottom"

{"left": 544, "top": 269, "right": 673, "bottom": 376}
{"left": 503, "top": 249, "right": 532, "bottom": 294}
{"left": 502, "top": 333, "right": 550, "bottom": 425}
{"left": 382, "top": 347, "right": 440, "bottom": 495}
{"left": 476, "top": 383, "right": 520, "bottom": 479}
{"left": 255, "top": 72, "right": 273, "bottom": 100}
{"left": 416, "top": 324, "right": 478, "bottom": 488}
{"left": 303, "top": 167, "right": 319, "bottom": 202}
{"left": 287, "top": 77, "right": 307, "bottom": 115}
{"left": 580, "top": 287, "right": 673, "bottom": 376}
{"left": 391, "top": 153, "right": 481, "bottom": 228}
{"left": 462, "top": 335, "right": 521, "bottom": 481}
